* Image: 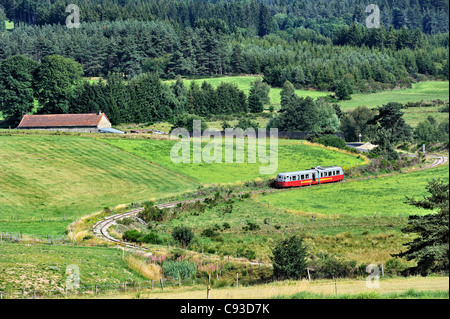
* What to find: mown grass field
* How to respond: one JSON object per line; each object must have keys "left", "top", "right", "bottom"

{"left": 402, "top": 106, "right": 449, "bottom": 127}
{"left": 256, "top": 165, "right": 449, "bottom": 217}
{"left": 0, "top": 134, "right": 197, "bottom": 234}
{"left": 102, "top": 138, "right": 367, "bottom": 184}
{"left": 338, "top": 81, "right": 449, "bottom": 111}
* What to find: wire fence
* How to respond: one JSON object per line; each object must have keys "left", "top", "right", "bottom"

{"left": 0, "top": 278, "right": 189, "bottom": 299}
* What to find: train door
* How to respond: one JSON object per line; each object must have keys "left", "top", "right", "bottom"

{"left": 312, "top": 173, "right": 316, "bottom": 183}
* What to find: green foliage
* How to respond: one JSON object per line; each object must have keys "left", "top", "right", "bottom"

{"left": 171, "top": 114, "right": 208, "bottom": 133}
{"left": 393, "top": 179, "right": 449, "bottom": 276}
{"left": 172, "top": 226, "right": 195, "bottom": 248}
{"left": 340, "top": 106, "right": 377, "bottom": 142}
{"left": 308, "top": 253, "right": 359, "bottom": 279}
{"left": 139, "top": 204, "right": 169, "bottom": 223}
{"left": 334, "top": 80, "right": 353, "bottom": 101}
{"left": 122, "top": 229, "right": 141, "bottom": 243}
{"left": 271, "top": 236, "right": 308, "bottom": 280}
{"left": 313, "top": 135, "right": 347, "bottom": 149}
{"left": 162, "top": 260, "right": 197, "bottom": 280}
{"left": 35, "top": 55, "right": 84, "bottom": 114}
{"left": 0, "top": 55, "right": 38, "bottom": 125}
{"left": 414, "top": 116, "right": 449, "bottom": 142}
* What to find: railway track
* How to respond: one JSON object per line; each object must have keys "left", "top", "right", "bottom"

{"left": 92, "top": 198, "right": 207, "bottom": 251}
{"left": 92, "top": 155, "right": 448, "bottom": 253}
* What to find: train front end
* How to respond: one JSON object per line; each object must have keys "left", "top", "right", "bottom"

{"left": 275, "top": 173, "right": 288, "bottom": 188}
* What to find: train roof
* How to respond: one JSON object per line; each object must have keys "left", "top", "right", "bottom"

{"left": 277, "top": 166, "right": 343, "bottom": 176}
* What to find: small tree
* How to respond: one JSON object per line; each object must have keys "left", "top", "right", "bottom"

{"left": 334, "top": 80, "right": 353, "bottom": 101}
{"left": 271, "top": 236, "right": 308, "bottom": 280}
{"left": 172, "top": 226, "right": 194, "bottom": 249}
{"left": 392, "top": 179, "right": 449, "bottom": 276}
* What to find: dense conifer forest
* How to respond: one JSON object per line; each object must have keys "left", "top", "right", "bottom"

{"left": 0, "top": 0, "right": 448, "bottom": 128}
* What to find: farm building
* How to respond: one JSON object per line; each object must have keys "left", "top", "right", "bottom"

{"left": 17, "top": 112, "right": 112, "bottom": 133}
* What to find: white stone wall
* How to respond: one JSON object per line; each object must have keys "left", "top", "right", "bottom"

{"left": 98, "top": 115, "right": 112, "bottom": 129}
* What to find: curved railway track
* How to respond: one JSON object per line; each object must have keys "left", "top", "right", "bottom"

{"left": 93, "top": 155, "right": 448, "bottom": 252}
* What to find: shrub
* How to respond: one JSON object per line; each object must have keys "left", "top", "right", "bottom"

{"left": 237, "top": 247, "right": 257, "bottom": 260}
{"left": 122, "top": 229, "right": 141, "bottom": 243}
{"left": 162, "top": 260, "right": 197, "bottom": 279}
{"left": 172, "top": 226, "right": 194, "bottom": 248}
{"left": 140, "top": 232, "right": 166, "bottom": 245}
{"left": 314, "top": 135, "right": 347, "bottom": 149}
{"left": 308, "top": 253, "right": 358, "bottom": 279}
{"left": 271, "top": 236, "right": 308, "bottom": 280}
{"left": 201, "top": 228, "right": 219, "bottom": 238}
{"left": 242, "top": 221, "right": 260, "bottom": 231}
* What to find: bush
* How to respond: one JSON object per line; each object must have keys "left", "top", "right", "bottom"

{"left": 122, "top": 229, "right": 141, "bottom": 243}
{"left": 271, "top": 236, "right": 308, "bottom": 280}
{"left": 201, "top": 228, "right": 219, "bottom": 238}
{"left": 308, "top": 253, "right": 358, "bottom": 279}
{"left": 138, "top": 204, "right": 169, "bottom": 222}
{"left": 314, "top": 134, "right": 347, "bottom": 149}
{"left": 237, "top": 247, "right": 257, "bottom": 260}
{"left": 242, "top": 221, "right": 260, "bottom": 231}
{"left": 162, "top": 260, "right": 197, "bottom": 279}
{"left": 140, "top": 232, "right": 166, "bottom": 245}
{"left": 172, "top": 226, "right": 194, "bottom": 248}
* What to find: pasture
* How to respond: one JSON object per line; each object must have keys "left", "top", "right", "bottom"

{"left": 256, "top": 165, "right": 449, "bottom": 217}
{"left": 102, "top": 138, "right": 367, "bottom": 184}
{"left": 0, "top": 134, "right": 196, "bottom": 234}
{"left": 337, "top": 81, "right": 449, "bottom": 111}
{"left": 0, "top": 244, "right": 148, "bottom": 292}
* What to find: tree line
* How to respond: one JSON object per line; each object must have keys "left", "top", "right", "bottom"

{"left": 1, "top": 0, "right": 448, "bottom": 34}
{"left": 0, "top": 20, "right": 448, "bottom": 93}
{"left": 0, "top": 54, "right": 271, "bottom": 126}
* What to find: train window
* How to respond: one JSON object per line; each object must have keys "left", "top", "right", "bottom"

{"left": 306, "top": 174, "right": 309, "bottom": 179}
{"left": 301, "top": 174, "right": 304, "bottom": 180}
{"left": 292, "top": 176, "right": 297, "bottom": 181}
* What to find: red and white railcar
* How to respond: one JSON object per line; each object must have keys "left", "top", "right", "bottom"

{"left": 275, "top": 166, "right": 344, "bottom": 188}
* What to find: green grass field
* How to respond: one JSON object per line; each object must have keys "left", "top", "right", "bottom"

{"left": 0, "top": 244, "right": 147, "bottom": 292}
{"left": 338, "top": 81, "right": 449, "bottom": 111}
{"left": 102, "top": 138, "right": 366, "bottom": 184}
{"left": 256, "top": 165, "right": 449, "bottom": 217}
{"left": 0, "top": 135, "right": 197, "bottom": 234}
{"left": 5, "top": 20, "right": 14, "bottom": 30}
{"left": 402, "top": 106, "right": 449, "bottom": 127}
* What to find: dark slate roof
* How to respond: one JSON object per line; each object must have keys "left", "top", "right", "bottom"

{"left": 17, "top": 113, "right": 108, "bottom": 128}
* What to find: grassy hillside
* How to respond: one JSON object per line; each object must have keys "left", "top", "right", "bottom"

{"left": 337, "top": 81, "right": 449, "bottom": 111}
{"left": 256, "top": 165, "right": 449, "bottom": 217}
{"left": 0, "top": 134, "right": 197, "bottom": 234}
{"left": 0, "top": 244, "right": 149, "bottom": 292}
{"left": 103, "top": 138, "right": 367, "bottom": 184}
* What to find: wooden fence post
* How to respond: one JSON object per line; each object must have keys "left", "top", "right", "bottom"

{"left": 207, "top": 285, "right": 211, "bottom": 299}
{"left": 236, "top": 273, "right": 239, "bottom": 287}
{"left": 160, "top": 279, "right": 164, "bottom": 291}
{"left": 151, "top": 279, "right": 154, "bottom": 290}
